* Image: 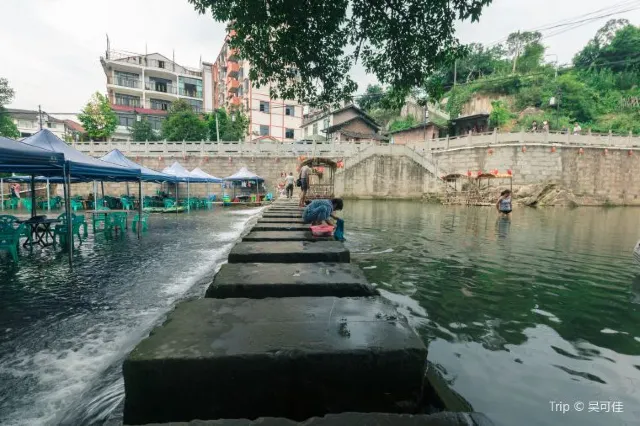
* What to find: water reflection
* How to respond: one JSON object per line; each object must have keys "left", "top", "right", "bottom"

{"left": 344, "top": 201, "right": 640, "bottom": 426}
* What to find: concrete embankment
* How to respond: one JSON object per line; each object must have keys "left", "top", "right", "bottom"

{"left": 121, "top": 200, "right": 492, "bottom": 425}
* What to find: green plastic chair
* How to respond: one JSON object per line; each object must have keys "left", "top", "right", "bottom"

{"left": 121, "top": 197, "right": 133, "bottom": 210}
{"left": 21, "top": 198, "right": 33, "bottom": 211}
{"left": 132, "top": 213, "right": 149, "bottom": 232}
{"left": 222, "top": 194, "right": 231, "bottom": 206}
{"left": 70, "top": 199, "right": 84, "bottom": 211}
{"left": 8, "top": 198, "right": 19, "bottom": 210}
{"left": 106, "top": 212, "right": 127, "bottom": 234}
{"left": 164, "top": 198, "right": 176, "bottom": 208}
{"left": 0, "top": 216, "right": 25, "bottom": 262}
{"left": 53, "top": 213, "right": 84, "bottom": 247}
{"left": 92, "top": 207, "right": 111, "bottom": 232}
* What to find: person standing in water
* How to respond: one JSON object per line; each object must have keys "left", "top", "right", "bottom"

{"left": 496, "top": 189, "right": 512, "bottom": 216}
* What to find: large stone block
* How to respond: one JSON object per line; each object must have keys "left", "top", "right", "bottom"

{"left": 262, "top": 212, "right": 302, "bottom": 218}
{"left": 141, "top": 412, "right": 494, "bottom": 425}
{"left": 252, "top": 223, "right": 309, "bottom": 231}
{"left": 258, "top": 218, "right": 305, "bottom": 224}
{"left": 123, "top": 297, "right": 427, "bottom": 424}
{"left": 243, "top": 231, "right": 330, "bottom": 242}
{"left": 205, "top": 263, "right": 377, "bottom": 298}
{"left": 228, "top": 241, "right": 350, "bottom": 263}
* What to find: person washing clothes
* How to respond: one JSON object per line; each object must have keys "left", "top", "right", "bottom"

{"left": 303, "top": 198, "right": 343, "bottom": 225}
{"left": 496, "top": 189, "right": 512, "bottom": 216}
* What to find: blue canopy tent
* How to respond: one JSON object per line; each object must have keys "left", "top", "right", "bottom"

{"left": 191, "top": 167, "right": 222, "bottom": 205}
{"left": 162, "top": 162, "right": 216, "bottom": 212}
{"left": 223, "top": 167, "right": 265, "bottom": 203}
{"left": 100, "top": 150, "right": 177, "bottom": 183}
{"left": 21, "top": 130, "right": 143, "bottom": 257}
{"left": 0, "top": 136, "right": 66, "bottom": 214}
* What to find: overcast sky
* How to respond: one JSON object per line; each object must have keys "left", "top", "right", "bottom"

{"left": 1, "top": 0, "right": 639, "bottom": 115}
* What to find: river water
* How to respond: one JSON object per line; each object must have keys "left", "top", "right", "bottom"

{"left": 1, "top": 203, "right": 639, "bottom": 426}
{"left": 0, "top": 208, "right": 262, "bottom": 425}
{"left": 343, "top": 201, "right": 640, "bottom": 426}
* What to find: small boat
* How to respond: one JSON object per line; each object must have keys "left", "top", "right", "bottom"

{"left": 161, "top": 206, "right": 186, "bottom": 214}
{"left": 634, "top": 240, "right": 640, "bottom": 265}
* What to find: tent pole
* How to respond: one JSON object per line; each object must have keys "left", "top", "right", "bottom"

{"left": 47, "top": 178, "right": 51, "bottom": 212}
{"left": 1, "top": 178, "right": 4, "bottom": 211}
{"left": 30, "top": 176, "right": 36, "bottom": 218}
{"left": 137, "top": 179, "right": 142, "bottom": 239}
{"left": 176, "top": 182, "right": 179, "bottom": 216}
{"left": 187, "top": 180, "right": 190, "bottom": 213}
{"left": 63, "top": 166, "right": 73, "bottom": 266}
{"left": 101, "top": 181, "right": 105, "bottom": 206}
{"left": 126, "top": 182, "right": 130, "bottom": 197}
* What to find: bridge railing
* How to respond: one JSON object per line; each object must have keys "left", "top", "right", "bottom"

{"left": 406, "top": 130, "right": 640, "bottom": 152}
{"left": 72, "top": 131, "right": 640, "bottom": 159}
{"left": 71, "top": 140, "right": 380, "bottom": 158}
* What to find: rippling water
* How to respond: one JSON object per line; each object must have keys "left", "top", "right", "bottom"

{"left": 343, "top": 201, "right": 640, "bottom": 426}
{"left": 0, "top": 208, "right": 261, "bottom": 425}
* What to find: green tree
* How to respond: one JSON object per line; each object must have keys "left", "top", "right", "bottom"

{"left": 506, "top": 31, "right": 542, "bottom": 73}
{"left": 388, "top": 114, "right": 417, "bottom": 132}
{"left": 357, "top": 84, "right": 384, "bottom": 111}
{"left": 188, "top": 0, "right": 494, "bottom": 107}
{"left": 206, "top": 108, "right": 249, "bottom": 141}
{"left": 78, "top": 92, "right": 117, "bottom": 141}
{"left": 129, "top": 117, "right": 158, "bottom": 141}
{"left": 162, "top": 100, "right": 207, "bottom": 141}
{"left": 0, "top": 78, "right": 19, "bottom": 138}
{"left": 488, "top": 100, "right": 512, "bottom": 128}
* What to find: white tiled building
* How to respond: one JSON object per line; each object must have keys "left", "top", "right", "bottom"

{"left": 211, "top": 31, "right": 302, "bottom": 141}
{"left": 100, "top": 50, "right": 213, "bottom": 141}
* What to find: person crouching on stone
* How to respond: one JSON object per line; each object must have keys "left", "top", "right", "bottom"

{"left": 303, "top": 198, "right": 343, "bottom": 225}
{"left": 496, "top": 190, "right": 512, "bottom": 216}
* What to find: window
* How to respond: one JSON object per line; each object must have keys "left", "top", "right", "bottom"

{"left": 312, "top": 123, "right": 318, "bottom": 135}
{"left": 18, "top": 120, "right": 32, "bottom": 128}
{"left": 323, "top": 118, "right": 330, "bottom": 129}
{"left": 244, "top": 79, "right": 249, "bottom": 92}
{"left": 285, "top": 105, "right": 295, "bottom": 116}
{"left": 158, "top": 60, "right": 165, "bottom": 69}
{"left": 150, "top": 98, "right": 171, "bottom": 111}
{"left": 285, "top": 128, "right": 295, "bottom": 139}
{"left": 118, "top": 115, "right": 135, "bottom": 127}
{"left": 115, "top": 94, "right": 140, "bottom": 107}
{"left": 259, "top": 125, "right": 270, "bottom": 136}
{"left": 259, "top": 101, "right": 270, "bottom": 113}
{"left": 148, "top": 117, "right": 163, "bottom": 131}
{"left": 238, "top": 86, "right": 243, "bottom": 97}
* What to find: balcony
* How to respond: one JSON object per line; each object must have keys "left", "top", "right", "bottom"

{"left": 228, "top": 62, "right": 240, "bottom": 77}
{"left": 112, "top": 77, "right": 141, "bottom": 89}
{"left": 227, "top": 78, "right": 240, "bottom": 93}
{"left": 229, "top": 96, "right": 242, "bottom": 107}
{"left": 227, "top": 48, "right": 239, "bottom": 62}
{"left": 179, "top": 88, "right": 202, "bottom": 98}
{"left": 145, "top": 81, "right": 177, "bottom": 94}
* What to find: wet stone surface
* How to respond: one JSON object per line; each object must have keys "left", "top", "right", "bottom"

{"left": 251, "top": 223, "right": 310, "bottom": 232}
{"left": 228, "top": 241, "right": 350, "bottom": 263}
{"left": 205, "top": 263, "right": 378, "bottom": 299}
{"left": 123, "top": 297, "right": 427, "bottom": 424}
{"left": 243, "top": 231, "right": 330, "bottom": 242}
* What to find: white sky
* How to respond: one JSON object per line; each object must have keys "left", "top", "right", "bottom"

{"left": 1, "top": 0, "right": 639, "bottom": 114}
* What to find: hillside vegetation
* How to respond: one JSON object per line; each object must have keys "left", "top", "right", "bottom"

{"left": 431, "top": 20, "right": 640, "bottom": 134}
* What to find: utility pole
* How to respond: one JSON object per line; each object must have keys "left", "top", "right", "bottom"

{"left": 453, "top": 60, "right": 457, "bottom": 86}
{"left": 38, "top": 105, "right": 43, "bottom": 130}
{"left": 215, "top": 111, "right": 220, "bottom": 142}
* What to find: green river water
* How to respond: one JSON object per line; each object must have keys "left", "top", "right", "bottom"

{"left": 343, "top": 201, "right": 640, "bottom": 426}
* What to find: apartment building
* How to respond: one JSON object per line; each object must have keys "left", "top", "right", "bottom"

{"left": 6, "top": 108, "right": 66, "bottom": 139}
{"left": 100, "top": 49, "right": 213, "bottom": 141}
{"left": 211, "top": 32, "right": 302, "bottom": 141}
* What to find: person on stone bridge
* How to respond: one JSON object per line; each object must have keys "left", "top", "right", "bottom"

{"left": 298, "top": 163, "right": 311, "bottom": 207}
{"left": 284, "top": 172, "right": 295, "bottom": 199}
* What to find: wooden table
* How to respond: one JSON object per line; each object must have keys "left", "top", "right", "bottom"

{"left": 17, "top": 217, "right": 60, "bottom": 247}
